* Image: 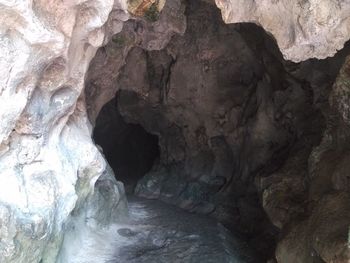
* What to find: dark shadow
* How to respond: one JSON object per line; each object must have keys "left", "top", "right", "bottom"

{"left": 93, "top": 97, "right": 160, "bottom": 193}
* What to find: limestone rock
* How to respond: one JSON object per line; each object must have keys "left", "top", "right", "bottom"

{"left": 330, "top": 56, "right": 350, "bottom": 125}
{"left": 215, "top": 0, "right": 350, "bottom": 62}
{"left": 87, "top": 2, "right": 336, "bottom": 259}
{"left": 86, "top": 1, "right": 350, "bottom": 260}
{"left": 0, "top": 0, "right": 129, "bottom": 262}
{"left": 276, "top": 192, "right": 350, "bottom": 263}
{"left": 2, "top": 0, "right": 350, "bottom": 262}
{"left": 85, "top": 0, "right": 186, "bottom": 124}
{"left": 274, "top": 55, "right": 350, "bottom": 263}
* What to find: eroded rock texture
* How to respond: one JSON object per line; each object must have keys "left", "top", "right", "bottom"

{"left": 2, "top": 0, "right": 350, "bottom": 262}
{"left": 87, "top": 0, "right": 350, "bottom": 261}
{"left": 85, "top": 0, "right": 186, "bottom": 123}
{"left": 0, "top": 1, "right": 129, "bottom": 262}
{"left": 274, "top": 55, "right": 350, "bottom": 263}
{"left": 215, "top": 0, "right": 350, "bottom": 62}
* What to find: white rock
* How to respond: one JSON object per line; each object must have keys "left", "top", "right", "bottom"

{"left": 0, "top": 0, "right": 128, "bottom": 262}
{"left": 215, "top": 0, "right": 350, "bottom": 62}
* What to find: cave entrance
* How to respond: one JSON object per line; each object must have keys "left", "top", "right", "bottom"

{"left": 93, "top": 96, "right": 160, "bottom": 193}
{"left": 84, "top": 0, "right": 350, "bottom": 261}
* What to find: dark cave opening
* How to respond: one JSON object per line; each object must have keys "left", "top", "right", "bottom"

{"left": 93, "top": 96, "right": 160, "bottom": 193}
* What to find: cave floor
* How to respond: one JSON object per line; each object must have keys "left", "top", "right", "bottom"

{"left": 70, "top": 196, "right": 260, "bottom": 263}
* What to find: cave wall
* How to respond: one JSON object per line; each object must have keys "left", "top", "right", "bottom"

{"left": 85, "top": 0, "right": 187, "bottom": 124}
{"left": 274, "top": 56, "right": 350, "bottom": 263}
{"left": 86, "top": 0, "right": 350, "bottom": 261}
{"left": 1, "top": 0, "right": 350, "bottom": 262}
{"left": 0, "top": 1, "right": 129, "bottom": 262}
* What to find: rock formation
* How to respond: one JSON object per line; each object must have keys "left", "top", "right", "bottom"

{"left": 1, "top": 0, "right": 350, "bottom": 262}
{"left": 215, "top": 0, "right": 350, "bottom": 62}
{"left": 87, "top": 0, "right": 350, "bottom": 261}
{"left": 0, "top": 1, "right": 129, "bottom": 262}
{"left": 274, "top": 55, "right": 350, "bottom": 263}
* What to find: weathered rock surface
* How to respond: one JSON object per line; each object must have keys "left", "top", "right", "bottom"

{"left": 0, "top": 0, "right": 129, "bottom": 262}
{"left": 86, "top": 0, "right": 186, "bottom": 123}
{"left": 87, "top": 0, "right": 350, "bottom": 261}
{"left": 87, "top": 5, "right": 288, "bottom": 257}
{"left": 2, "top": 0, "right": 350, "bottom": 262}
{"left": 273, "top": 55, "right": 350, "bottom": 263}
{"left": 215, "top": 0, "right": 350, "bottom": 62}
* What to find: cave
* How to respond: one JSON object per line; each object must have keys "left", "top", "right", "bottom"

{"left": 2, "top": 0, "right": 350, "bottom": 262}
{"left": 84, "top": 0, "right": 350, "bottom": 261}
{"left": 93, "top": 95, "right": 160, "bottom": 193}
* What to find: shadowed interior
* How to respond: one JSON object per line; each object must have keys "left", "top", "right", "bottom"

{"left": 93, "top": 96, "right": 160, "bottom": 192}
